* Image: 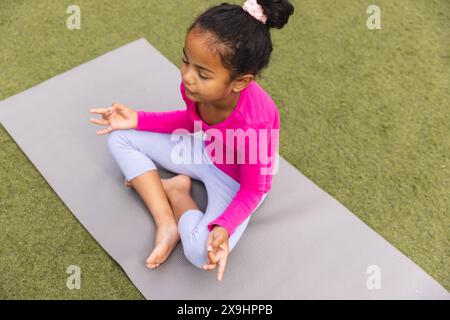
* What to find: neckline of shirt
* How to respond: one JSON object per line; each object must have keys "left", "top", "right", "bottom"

{"left": 193, "top": 81, "right": 252, "bottom": 128}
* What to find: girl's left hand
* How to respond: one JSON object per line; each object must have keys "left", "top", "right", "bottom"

{"left": 203, "top": 226, "right": 229, "bottom": 282}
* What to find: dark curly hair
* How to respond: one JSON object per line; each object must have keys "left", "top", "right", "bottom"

{"left": 187, "top": 0, "right": 294, "bottom": 83}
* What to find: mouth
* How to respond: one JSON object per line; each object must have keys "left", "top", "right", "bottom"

{"left": 185, "top": 86, "right": 196, "bottom": 95}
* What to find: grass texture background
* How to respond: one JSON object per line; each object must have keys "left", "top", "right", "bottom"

{"left": 0, "top": 0, "right": 448, "bottom": 298}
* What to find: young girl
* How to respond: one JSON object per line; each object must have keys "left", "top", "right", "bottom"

{"left": 90, "top": 0, "right": 294, "bottom": 282}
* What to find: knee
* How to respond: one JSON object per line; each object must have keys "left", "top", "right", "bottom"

{"left": 182, "top": 239, "right": 208, "bottom": 269}
{"left": 107, "top": 130, "right": 129, "bottom": 152}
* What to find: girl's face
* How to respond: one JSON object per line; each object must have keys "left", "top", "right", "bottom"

{"left": 181, "top": 29, "right": 252, "bottom": 104}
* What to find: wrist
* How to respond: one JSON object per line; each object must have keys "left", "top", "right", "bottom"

{"left": 133, "top": 111, "right": 138, "bottom": 129}
{"left": 214, "top": 225, "right": 229, "bottom": 238}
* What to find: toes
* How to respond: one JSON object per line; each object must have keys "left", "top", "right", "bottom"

{"left": 146, "top": 260, "right": 160, "bottom": 269}
{"left": 146, "top": 251, "right": 159, "bottom": 266}
{"left": 146, "top": 252, "right": 158, "bottom": 264}
{"left": 145, "top": 229, "right": 179, "bottom": 270}
{"left": 147, "top": 263, "right": 160, "bottom": 269}
{"left": 146, "top": 244, "right": 167, "bottom": 268}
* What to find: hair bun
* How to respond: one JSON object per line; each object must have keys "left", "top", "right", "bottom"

{"left": 257, "top": 0, "right": 294, "bottom": 29}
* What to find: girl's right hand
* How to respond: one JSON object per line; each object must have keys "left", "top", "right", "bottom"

{"left": 89, "top": 103, "right": 138, "bottom": 135}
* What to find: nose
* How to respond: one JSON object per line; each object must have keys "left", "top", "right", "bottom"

{"left": 182, "top": 74, "right": 194, "bottom": 88}
{"left": 181, "top": 67, "right": 195, "bottom": 87}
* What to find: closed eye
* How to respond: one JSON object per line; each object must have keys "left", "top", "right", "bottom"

{"left": 181, "top": 58, "right": 209, "bottom": 80}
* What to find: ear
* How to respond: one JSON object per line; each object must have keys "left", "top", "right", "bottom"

{"left": 232, "top": 74, "right": 254, "bottom": 93}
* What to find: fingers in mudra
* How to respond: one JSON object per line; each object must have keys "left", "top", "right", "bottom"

{"left": 204, "top": 246, "right": 220, "bottom": 270}
{"left": 89, "top": 106, "right": 115, "bottom": 135}
{"left": 90, "top": 118, "right": 109, "bottom": 126}
{"left": 102, "top": 109, "right": 113, "bottom": 120}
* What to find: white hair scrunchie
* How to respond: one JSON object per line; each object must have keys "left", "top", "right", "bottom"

{"left": 242, "top": 0, "right": 268, "bottom": 24}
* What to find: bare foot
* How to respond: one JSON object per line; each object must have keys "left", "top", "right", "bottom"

{"left": 128, "top": 174, "right": 191, "bottom": 191}
{"left": 146, "top": 223, "right": 180, "bottom": 269}
{"left": 145, "top": 174, "right": 191, "bottom": 269}
{"left": 160, "top": 174, "right": 191, "bottom": 197}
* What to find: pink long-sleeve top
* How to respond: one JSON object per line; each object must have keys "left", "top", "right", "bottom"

{"left": 135, "top": 80, "right": 280, "bottom": 236}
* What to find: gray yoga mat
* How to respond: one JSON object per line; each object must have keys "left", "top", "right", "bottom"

{"left": 0, "top": 38, "right": 448, "bottom": 299}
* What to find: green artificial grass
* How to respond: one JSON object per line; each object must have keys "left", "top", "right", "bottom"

{"left": 0, "top": 0, "right": 449, "bottom": 299}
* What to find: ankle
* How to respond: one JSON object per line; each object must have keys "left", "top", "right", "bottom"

{"left": 166, "top": 188, "right": 190, "bottom": 203}
{"left": 154, "top": 215, "right": 177, "bottom": 229}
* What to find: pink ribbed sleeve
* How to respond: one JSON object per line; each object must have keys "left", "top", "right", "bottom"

{"left": 135, "top": 109, "right": 191, "bottom": 133}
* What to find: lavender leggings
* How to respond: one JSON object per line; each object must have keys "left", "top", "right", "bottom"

{"left": 107, "top": 129, "right": 267, "bottom": 269}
